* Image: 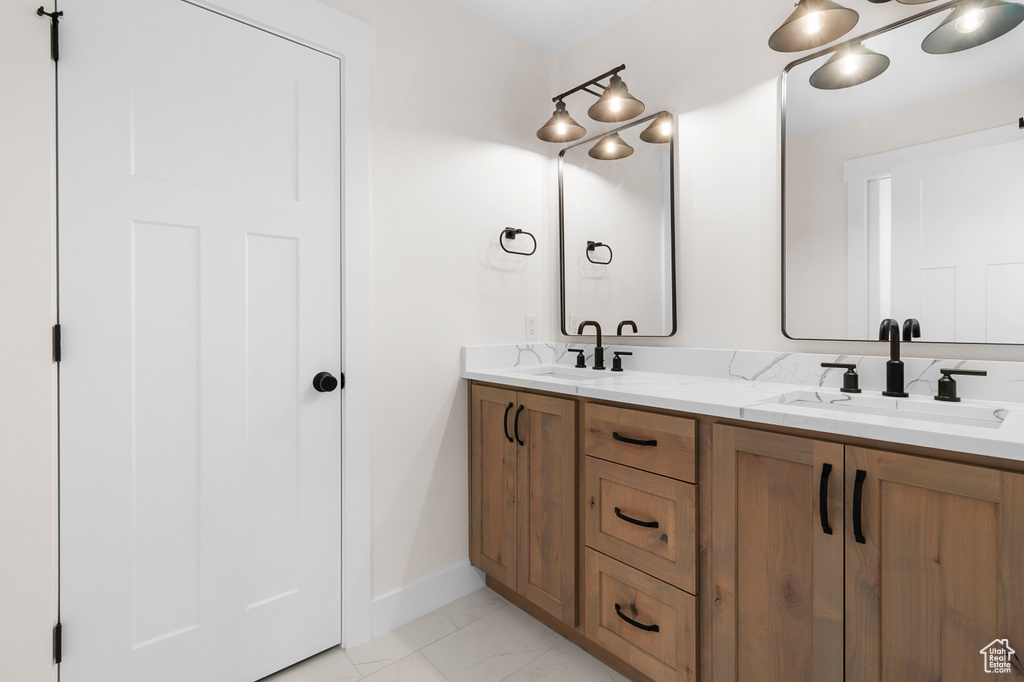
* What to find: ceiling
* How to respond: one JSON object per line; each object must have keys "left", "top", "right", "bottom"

{"left": 443, "top": 0, "right": 656, "bottom": 55}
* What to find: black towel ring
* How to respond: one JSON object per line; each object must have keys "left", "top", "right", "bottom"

{"left": 500, "top": 228, "right": 536, "bottom": 256}
{"left": 586, "top": 241, "right": 613, "bottom": 265}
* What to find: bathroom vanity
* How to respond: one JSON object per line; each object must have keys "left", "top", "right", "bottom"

{"left": 465, "top": 345, "right": 1024, "bottom": 682}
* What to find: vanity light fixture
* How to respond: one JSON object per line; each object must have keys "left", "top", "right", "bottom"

{"left": 588, "top": 133, "right": 634, "bottom": 160}
{"left": 536, "top": 100, "right": 587, "bottom": 143}
{"left": 639, "top": 112, "right": 674, "bottom": 143}
{"left": 769, "top": 0, "right": 860, "bottom": 52}
{"left": 587, "top": 74, "right": 645, "bottom": 122}
{"left": 809, "top": 42, "right": 891, "bottom": 89}
{"left": 537, "top": 65, "right": 646, "bottom": 144}
{"left": 922, "top": 0, "right": 1024, "bottom": 53}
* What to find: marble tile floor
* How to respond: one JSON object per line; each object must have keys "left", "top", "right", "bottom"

{"left": 261, "top": 587, "right": 630, "bottom": 682}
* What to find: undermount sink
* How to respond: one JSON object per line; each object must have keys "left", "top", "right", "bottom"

{"left": 770, "top": 390, "right": 1007, "bottom": 430}
{"left": 511, "top": 365, "right": 605, "bottom": 381}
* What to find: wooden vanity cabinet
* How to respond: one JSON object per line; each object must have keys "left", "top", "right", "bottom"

{"left": 711, "top": 424, "right": 1024, "bottom": 682}
{"left": 469, "top": 383, "right": 577, "bottom": 627}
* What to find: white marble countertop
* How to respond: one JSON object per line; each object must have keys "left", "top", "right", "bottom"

{"left": 463, "top": 344, "right": 1024, "bottom": 465}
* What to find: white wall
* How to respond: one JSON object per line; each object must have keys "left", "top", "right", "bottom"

{"left": 0, "top": 2, "right": 58, "bottom": 682}
{"left": 316, "top": 0, "right": 554, "bottom": 604}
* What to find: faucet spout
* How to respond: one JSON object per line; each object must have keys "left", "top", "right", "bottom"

{"left": 577, "top": 321, "right": 605, "bottom": 370}
{"left": 879, "top": 318, "right": 900, "bottom": 361}
{"left": 616, "top": 320, "right": 638, "bottom": 335}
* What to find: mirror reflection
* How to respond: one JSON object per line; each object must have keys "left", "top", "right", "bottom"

{"left": 560, "top": 113, "right": 677, "bottom": 337}
{"left": 783, "top": 3, "right": 1024, "bottom": 343}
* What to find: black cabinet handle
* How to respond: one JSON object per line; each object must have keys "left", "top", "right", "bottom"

{"left": 819, "top": 463, "right": 833, "bottom": 535}
{"left": 615, "top": 603, "right": 660, "bottom": 632}
{"left": 514, "top": 405, "right": 525, "bottom": 446}
{"left": 612, "top": 432, "right": 657, "bottom": 447}
{"left": 614, "top": 507, "right": 659, "bottom": 529}
{"left": 502, "top": 402, "right": 514, "bottom": 443}
{"left": 853, "top": 469, "right": 867, "bottom": 544}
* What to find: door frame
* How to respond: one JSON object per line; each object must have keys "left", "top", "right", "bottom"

{"left": 57, "top": 0, "right": 376, "bottom": 650}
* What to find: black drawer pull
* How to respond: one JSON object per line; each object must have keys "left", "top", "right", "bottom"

{"left": 853, "top": 469, "right": 867, "bottom": 544}
{"left": 612, "top": 432, "right": 657, "bottom": 447}
{"left": 514, "top": 405, "right": 525, "bottom": 446}
{"left": 502, "top": 402, "right": 514, "bottom": 443}
{"left": 614, "top": 507, "right": 659, "bottom": 529}
{"left": 615, "top": 603, "right": 660, "bottom": 632}
{"left": 819, "top": 463, "right": 833, "bottom": 536}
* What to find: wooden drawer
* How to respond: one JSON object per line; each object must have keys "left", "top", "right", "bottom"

{"left": 585, "top": 456, "right": 696, "bottom": 593}
{"left": 585, "top": 403, "right": 696, "bottom": 483}
{"left": 585, "top": 548, "right": 696, "bottom": 682}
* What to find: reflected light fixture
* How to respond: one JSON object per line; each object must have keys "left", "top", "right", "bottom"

{"left": 588, "top": 133, "right": 634, "bottom": 160}
{"left": 536, "top": 100, "right": 586, "bottom": 143}
{"left": 769, "top": 0, "right": 860, "bottom": 52}
{"left": 588, "top": 74, "right": 646, "bottom": 122}
{"left": 922, "top": 0, "right": 1024, "bottom": 53}
{"left": 809, "top": 42, "right": 890, "bottom": 89}
{"left": 639, "top": 112, "right": 674, "bottom": 143}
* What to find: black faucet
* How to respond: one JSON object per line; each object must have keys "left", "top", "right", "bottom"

{"left": 616, "top": 320, "right": 638, "bottom": 335}
{"left": 577, "top": 321, "right": 605, "bottom": 370}
{"left": 879, "top": 318, "right": 920, "bottom": 397}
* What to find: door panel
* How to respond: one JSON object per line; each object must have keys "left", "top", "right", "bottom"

{"left": 470, "top": 385, "right": 518, "bottom": 589}
{"left": 59, "top": 1, "right": 342, "bottom": 680}
{"left": 711, "top": 425, "right": 844, "bottom": 682}
{"left": 846, "top": 447, "right": 1024, "bottom": 681}
{"left": 517, "top": 393, "right": 576, "bottom": 625}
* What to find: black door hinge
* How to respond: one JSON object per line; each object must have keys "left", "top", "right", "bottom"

{"left": 36, "top": 6, "right": 63, "bottom": 62}
{"left": 53, "top": 324, "right": 61, "bottom": 363}
{"left": 53, "top": 622, "right": 62, "bottom": 664}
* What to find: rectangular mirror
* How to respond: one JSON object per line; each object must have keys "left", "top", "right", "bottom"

{"left": 783, "top": 2, "right": 1024, "bottom": 343}
{"left": 560, "top": 112, "right": 677, "bottom": 337}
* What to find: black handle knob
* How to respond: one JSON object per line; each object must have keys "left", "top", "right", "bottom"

{"left": 568, "top": 348, "right": 586, "bottom": 368}
{"left": 935, "top": 368, "right": 988, "bottom": 402}
{"left": 615, "top": 603, "right": 659, "bottom": 632}
{"left": 612, "top": 432, "right": 657, "bottom": 447}
{"left": 853, "top": 469, "right": 867, "bottom": 544}
{"left": 614, "top": 507, "right": 659, "bottom": 529}
{"left": 819, "top": 463, "right": 833, "bottom": 536}
{"left": 514, "top": 405, "right": 525, "bottom": 446}
{"left": 821, "top": 362, "right": 862, "bottom": 393}
{"left": 313, "top": 371, "right": 339, "bottom": 393}
{"left": 611, "top": 351, "right": 632, "bottom": 372}
{"left": 503, "top": 402, "right": 514, "bottom": 443}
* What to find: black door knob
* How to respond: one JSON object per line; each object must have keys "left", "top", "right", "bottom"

{"left": 313, "top": 371, "right": 339, "bottom": 393}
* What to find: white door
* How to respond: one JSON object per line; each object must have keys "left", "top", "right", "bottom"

{"left": 58, "top": 0, "right": 342, "bottom": 680}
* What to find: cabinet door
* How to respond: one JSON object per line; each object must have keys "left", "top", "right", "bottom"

{"left": 846, "top": 447, "right": 1024, "bottom": 681}
{"left": 710, "top": 425, "right": 844, "bottom": 682}
{"left": 517, "top": 392, "right": 577, "bottom": 626}
{"left": 470, "top": 384, "right": 518, "bottom": 590}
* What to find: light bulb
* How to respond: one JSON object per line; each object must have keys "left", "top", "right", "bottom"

{"left": 802, "top": 11, "right": 824, "bottom": 35}
{"left": 609, "top": 96, "right": 623, "bottom": 113}
{"left": 955, "top": 7, "right": 986, "bottom": 33}
{"left": 840, "top": 54, "right": 861, "bottom": 75}
{"left": 605, "top": 140, "right": 615, "bottom": 153}
{"left": 659, "top": 121, "right": 672, "bottom": 136}
{"left": 556, "top": 121, "right": 567, "bottom": 135}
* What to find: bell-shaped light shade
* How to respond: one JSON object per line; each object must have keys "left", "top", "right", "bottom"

{"left": 536, "top": 100, "right": 587, "bottom": 143}
{"left": 922, "top": 0, "right": 1024, "bottom": 54}
{"left": 588, "top": 133, "right": 634, "bottom": 160}
{"left": 897, "top": 0, "right": 939, "bottom": 4}
{"left": 809, "top": 43, "right": 890, "bottom": 89}
{"left": 588, "top": 75, "right": 645, "bottom": 123}
{"left": 769, "top": 0, "right": 860, "bottom": 52}
{"left": 639, "top": 113, "right": 674, "bottom": 143}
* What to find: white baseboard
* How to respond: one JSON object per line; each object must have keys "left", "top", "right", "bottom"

{"left": 370, "top": 560, "right": 486, "bottom": 639}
